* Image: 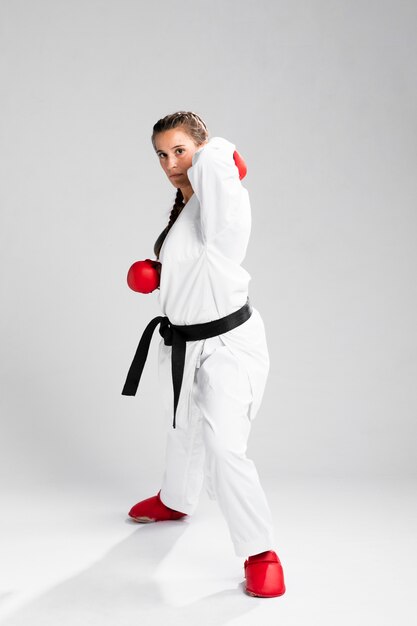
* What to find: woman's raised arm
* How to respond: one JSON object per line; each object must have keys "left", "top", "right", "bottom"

{"left": 187, "top": 136, "right": 245, "bottom": 243}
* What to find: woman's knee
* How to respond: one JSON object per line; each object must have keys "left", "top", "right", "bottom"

{"left": 203, "top": 420, "right": 249, "bottom": 460}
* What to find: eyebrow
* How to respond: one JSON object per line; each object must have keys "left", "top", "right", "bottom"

{"left": 156, "top": 144, "right": 186, "bottom": 153}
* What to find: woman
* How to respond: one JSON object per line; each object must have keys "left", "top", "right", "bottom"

{"left": 123, "top": 111, "right": 286, "bottom": 598}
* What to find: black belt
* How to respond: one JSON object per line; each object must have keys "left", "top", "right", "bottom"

{"left": 121, "top": 296, "right": 253, "bottom": 428}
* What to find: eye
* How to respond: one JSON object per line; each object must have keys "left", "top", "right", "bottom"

{"left": 157, "top": 148, "right": 185, "bottom": 159}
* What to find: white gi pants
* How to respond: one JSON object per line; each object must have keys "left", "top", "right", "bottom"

{"left": 159, "top": 334, "right": 276, "bottom": 558}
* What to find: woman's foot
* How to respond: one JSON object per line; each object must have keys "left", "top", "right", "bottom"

{"left": 128, "top": 490, "right": 188, "bottom": 523}
{"left": 244, "top": 550, "right": 286, "bottom": 597}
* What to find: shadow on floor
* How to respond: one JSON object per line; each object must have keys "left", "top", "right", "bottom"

{"left": 2, "top": 519, "right": 259, "bottom": 626}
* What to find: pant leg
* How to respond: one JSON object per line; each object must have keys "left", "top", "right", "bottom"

{"left": 159, "top": 388, "right": 206, "bottom": 515}
{"left": 195, "top": 336, "right": 276, "bottom": 558}
{"left": 158, "top": 334, "right": 207, "bottom": 515}
{"left": 158, "top": 340, "right": 223, "bottom": 513}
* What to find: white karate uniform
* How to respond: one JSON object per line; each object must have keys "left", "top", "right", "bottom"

{"left": 156, "top": 136, "right": 276, "bottom": 557}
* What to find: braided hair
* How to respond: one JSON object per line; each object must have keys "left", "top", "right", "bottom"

{"left": 152, "top": 111, "right": 209, "bottom": 260}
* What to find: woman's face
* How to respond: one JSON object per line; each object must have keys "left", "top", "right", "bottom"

{"left": 154, "top": 127, "right": 207, "bottom": 189}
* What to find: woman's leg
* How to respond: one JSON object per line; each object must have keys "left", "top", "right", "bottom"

{"left": 157, "top": 335, "right": 207, "bottom": 515}
{"left": 195, "top": 336, "right": 276, "bottom": 558}
{"left": 159, "top": 379, "right": 207, "bottom": 516}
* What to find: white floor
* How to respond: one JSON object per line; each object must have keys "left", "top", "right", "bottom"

{"left": 0, "top": 476, "right": 416, "bottom": 626}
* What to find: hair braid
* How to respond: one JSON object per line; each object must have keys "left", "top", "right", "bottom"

{"left": 152, "top": 111, "right": 209, "bottom": 260}
{"left": 153, "top": 188, "right": 185, "bottom": 258}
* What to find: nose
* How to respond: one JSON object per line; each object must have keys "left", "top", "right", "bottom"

{"left": 166, "top": 155, "right": 179, "bottom": 171}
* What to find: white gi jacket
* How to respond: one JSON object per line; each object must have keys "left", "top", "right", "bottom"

{"left": 157, "top": 136, "right": 270, "bottom": 429}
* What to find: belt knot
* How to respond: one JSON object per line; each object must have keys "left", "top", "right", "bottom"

{"left": 158, "top": 317, "right": 174, "bottom": 346}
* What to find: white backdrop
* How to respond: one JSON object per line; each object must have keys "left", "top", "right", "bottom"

{"left": 1, "top": 0, "right": 416, "bottom": 495}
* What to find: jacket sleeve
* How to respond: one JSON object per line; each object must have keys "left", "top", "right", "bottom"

{"left": 186, "top": 136, "right": 244, "bottom": 243}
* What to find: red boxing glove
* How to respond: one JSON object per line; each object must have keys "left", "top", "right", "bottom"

{"left": 127, "top": 259, "right": 161, "bottom": 293}
{"left": 233, "top": 149, "right": 247, "bottom": 180}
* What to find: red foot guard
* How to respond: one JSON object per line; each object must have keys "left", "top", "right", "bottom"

{"left": 128, "top": 490, "right": 188, "bottom": 523}
{"left": 244, "top": 550, "right": 286, "bottom": 598}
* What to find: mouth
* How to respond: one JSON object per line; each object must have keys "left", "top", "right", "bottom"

{"left": 170, "top": 173, "right": 182, "bottom": 178}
